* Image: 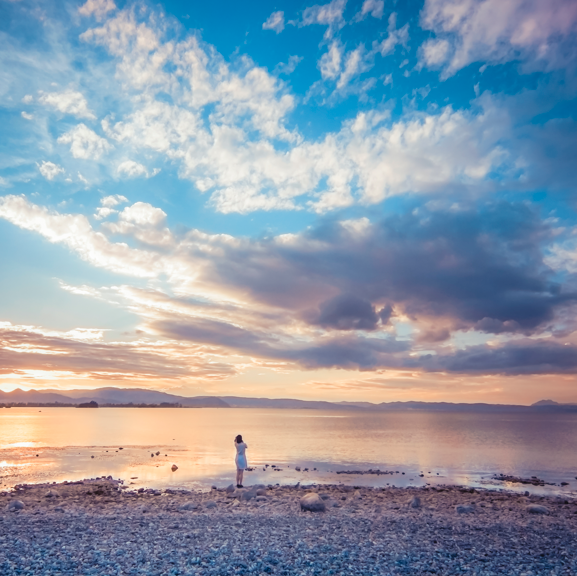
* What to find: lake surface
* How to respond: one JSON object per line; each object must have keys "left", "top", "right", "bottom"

{"left": 1, "top": 407, "right": 576, "bottom": 496}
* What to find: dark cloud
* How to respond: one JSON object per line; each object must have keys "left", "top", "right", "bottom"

{"left": 314, "top": 294, "right": 380, "bottom": 331}
{"left": 418, "top": 341, "right": 577, "bottom": 375}
{"left": 209, "top": 201, "right": 575, "bottom": 335}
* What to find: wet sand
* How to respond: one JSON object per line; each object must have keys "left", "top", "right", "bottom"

{"left": 2, "top": 479, "right": 577, "bottom": 575}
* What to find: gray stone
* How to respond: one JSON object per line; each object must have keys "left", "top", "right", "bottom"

{"left": 353, "top": 490, "right": 362, "bottom": 500}
{"left": 527, "top": 505, "right": 549, "bottom": 514}
{"left": 8, "top": 500, "right": 25, "bottom": 511}
{"left": 318, "top": 493, "right": 331, "bottom": 500}
{"left": 226, "top": 484, "right": 235, "bottom": 493}
{"left": 255, "top": 496, "right": 267, "bottom": 502}
{"left": 300, "top": 493, "right": 326, "bottom": 512}
{"left": 204, "top": 501, "right": 217, "bottom": 509}
{"left": 455, "top": 504, "right": 475, "bottom": 514}
{"left": 240, "top": 490, "right": 256, "bottom": 502}
{"left": 45, "top": 490, "right": 60, "bottom": 498}
{"left": 256, "top": 488, "right": 267, "bottom": 496}
{"left": 409, "top": 496, "right": 421, "bottom": 508}
{"left": 180, "top": 502, "right": 198, "bottom": 511}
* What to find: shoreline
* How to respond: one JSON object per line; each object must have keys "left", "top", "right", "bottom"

{"left": 2, "top": 479, "right": 577, "bottom": 575}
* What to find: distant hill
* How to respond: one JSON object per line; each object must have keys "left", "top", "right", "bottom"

{"left": 2, "top": 388, "right": 577, "bottom": 412}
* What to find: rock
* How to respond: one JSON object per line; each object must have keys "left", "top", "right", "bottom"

{"left": 561, "top": 482, "right": 569, "bottom": 486}
{"left": 256, "top": 488, "right": 267, "bottom": 496}
{"left": 409, "top": 496, "right": 421, "bottom": 508}
{"left": 171, "top": 464, "right": 178, "bottom": 471}
{"left": 300, "top": 493, "right": 326, "bottom": 512}
{"left": 8, "top": 500, "right": 25, "bottom": 511}
{"left": 180, "top": 502, "right": 198, "bottom": 511}
{"left": 240, "top": 490, "right": 256, "bottom": 502}
{"left": 91, "top": 456, "right": 94, "bottom": 459}
{"left": 318, "top": 493, "right": 331, "bottom": 500}
{"left": 226, "top": 484, "right": 235, "bottom": 493}
{"left": 295, "top": 467, "right": 301, "bottom": 471}
{"left": 204, "top": 501, "right": 217, "bottom": 509}
{"left": 232, "top": 500, "right": 240, "bottom": 507}
{"left": 455, "top": 505, "right": 475, "bottom": 514}
{"left": 353, "top": 490, "right": 362, "bottom": 500}
{"left": 45, "top": 490, "right": 60, "bottom": 498}
{"left": 255, "top": 496, "right": 267, "bottom": 502}
{"left": 54, "top": 507, "right": 65, "bottom": 513}
{"left": 527, "top": 505, "right": 549, "bottom": 514}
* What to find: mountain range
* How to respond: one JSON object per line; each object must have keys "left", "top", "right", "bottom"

{"left": 1, "top": 387, "right": 577, "bottom": 412}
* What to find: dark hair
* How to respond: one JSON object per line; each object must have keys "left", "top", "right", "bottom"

{"left": 235, "top": 434, "right": 243, "bottom": 444}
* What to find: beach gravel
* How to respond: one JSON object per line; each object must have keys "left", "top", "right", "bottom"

{"left": 1, "top": 481, "right": 577, "bottom": 575}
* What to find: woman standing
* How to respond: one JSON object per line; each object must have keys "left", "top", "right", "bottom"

{"left": 234, "top": 434, "right": 248, "bottom": 488}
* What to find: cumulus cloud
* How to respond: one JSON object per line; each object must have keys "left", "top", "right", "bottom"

{"left": 275, "top": 55, "right": 303, "bottom": 75}
{"left": 301, "top": 0, "right": 347, "bottom": 39}
{"left": 262, "top": 11, "right": 285, "bottom": 33}
{"left": 38, "top": 89, "right": 95, "bottom": 119}
{"left": 117, "top": 160, "right": 148, "bottom": 178}
{"left": 37, "top": 161, "right": 64, "bottom": 181}
{"left": 319, "top": 41, "right": 343, "bottom": 80}
{"left": 57, "top": 124, "right": 112, "bottom": 160}
{"left": 78, "top": 0, "right": 116, "bottom": 20}
{"left": 421, "top": 0, "right": 577, "bottom": 75}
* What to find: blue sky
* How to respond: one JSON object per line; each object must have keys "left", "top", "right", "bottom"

{"left": 1, "top": 0, "right": 577, "bottom": 404}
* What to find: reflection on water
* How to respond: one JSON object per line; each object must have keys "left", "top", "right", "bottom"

{"left": 1, "top": 407, "right": 576, "bottom": 495}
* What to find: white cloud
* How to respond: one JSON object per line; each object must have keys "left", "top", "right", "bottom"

{"left": 117, "top": 160, "right": 148, "bottom": 178}
{"left": 120, "top": 202, "right": 167, "bottom": 227}
{"left": 101, "top": 194, "right": 128, "bottom": 207}
{"left": 57, "top": 124, "right": 112, "bottom": 160}
{"left": 78, "top": 0, "right": 116, "bottom": 20}
{"left": 419, "top": 38, "right": 450, "bottom": 67}
{"left": 262, "top": 11, "right": 285, "bottom": 33}
{"left": 0, "top": 177, "right": 9, "bottom": 188}
{"left": 21, "top": 111, "right": 34, "bottom": 120}
{"left": 301, "top": 0, "right": 347, "bottom": 39}
{"left": 0, "top": 195, "right": 161, "bottom": 277}
{"left": 337, "top": 46, "right": 371, "bottom": 89}
{"left": 38, "top": 89, "right": 95, "bottom": 119}
{"left": 376, "top": 13, "right": 409, "bottom": 56}
{"left": 22, "top": 94, "right": 33, "bottom": 104}
{"left": 421, "top": 0, "right": 577, "bottom": 75}
{"left": 274, "top": 55, "right": 303, "bottom": 75}
{"left": 319, "top": 41, "right": 343, "bottom": 80}
{"left": 94, "top": 206, "right": 117, "bottom": 220}
{"left": 356, "top": 0, "right": 384, "bottom": 20}
{"left": 38, "top": 161, "right": 64, "bottom": 181}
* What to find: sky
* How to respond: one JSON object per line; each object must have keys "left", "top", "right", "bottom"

{"left": 1, "top": 0, "right": 577, "bottom": 404}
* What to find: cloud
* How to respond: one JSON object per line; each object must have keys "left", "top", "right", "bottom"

{"left": 1, "top": 196, "right": 577, "bottom": 373}
{"left": 313, "top": 294, "right": 381, "bottom": 330}
{"left": 101, "top": 194, "right": 128, "bottom": 207}
{"left": 117, "top": 160, "right": 148, "bottom": 178}
{"left": 38, "top": 89, "right": 96, "bottom": 119}
{"left": 355, "top": 0, "right": 384, "bottom": 21}
{"left": 0, "top": 195, "right": 161, "bottom": 277}
{"left": 21, "top": 111, "right": 33, "bottom": 120}
{"left": 319, "top": 41, "right": 343, "bottom": 80}
{"left": 37, "top": 161, "right": 64, "bottom": 181}
{"left": 57, "top": 124, "right": 112, "bottom": 160}
{"left": 375, "top": 13, "right": 409, "bottom": 56}
{"left": 78, "top": 0, "right": 116, "bottom": 20}
{"left": 0, "top": 321, "right": 235, "bottom": 382}
{"left": 421, "top": 0, "right": 577, "bottom": 76}
{"left": 419, "top": 38, "right": 450, "bottom": 67}
{"left": 301, "top": 0, "right": 347, "bottom": 39}
{"left": 262, "top": 11, "right": 285, "bottom": 33}
{"left": 274, "top": 55, "right": 303, "bottom": 75}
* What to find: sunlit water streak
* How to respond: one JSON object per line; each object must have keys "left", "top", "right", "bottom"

{"left": 1, "top": 407, "right": 576, "bottom": 496}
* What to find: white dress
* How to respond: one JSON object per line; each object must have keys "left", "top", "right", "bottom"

{"left": 235, "top": 442, "right": 248, "bottom": 470}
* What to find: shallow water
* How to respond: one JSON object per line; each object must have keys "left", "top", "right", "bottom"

{"left": 1, "top": 407, "right": 576, "bottom": 495}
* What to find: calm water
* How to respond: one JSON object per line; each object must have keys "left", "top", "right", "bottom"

{"left": 1, "top": 407, "right": 576, "bottom": 495}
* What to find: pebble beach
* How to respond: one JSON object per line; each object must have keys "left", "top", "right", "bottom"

{"left": 2, "top": 479, "right": 577, "bottom": 576}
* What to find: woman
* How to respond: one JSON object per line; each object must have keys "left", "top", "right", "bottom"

{"left": 234, "top": 434, "right": 248, "bottom": 488}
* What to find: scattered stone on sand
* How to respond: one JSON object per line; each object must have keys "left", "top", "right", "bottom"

{"left": 44, "top": 490, "right": 59, "bottom": 498}
{"left": 226, "top": 484, "right": 235, "bottom": 493}
{"left": 409, "top": 496, "right": 421, "bottom": 508}
{"left": 171, "top": 464, "right": 178, "bottom": 472}
{"left": 527, "top": 504, "right": 549, "bottom": 514}
{"left": 455, "top": 504, "right": 475, "bottom": 514}
{"left": 300, "top": 492, "right": 326, "bottom": 512}
{"left": 2, "top": 479, "right": 576, "bottom": 576}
